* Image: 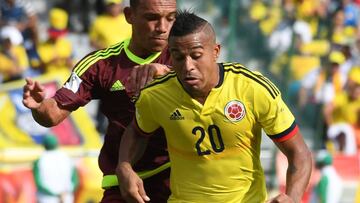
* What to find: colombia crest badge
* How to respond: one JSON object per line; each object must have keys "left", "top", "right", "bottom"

{"left": 224, "top": 100, "right": 246, "bottom": 122}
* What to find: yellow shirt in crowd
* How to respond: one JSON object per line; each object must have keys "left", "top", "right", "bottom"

{"left": 37, "top": 37, "right": 73, "bottom": 74}
{"left": 89, "top": 14, "right": 131, "bottom": 48}
{"left": 0, "top": 45, "right": 29, "bottom": 80}
{"left": 332, "top": 92, "right": 360, "bottom": 125}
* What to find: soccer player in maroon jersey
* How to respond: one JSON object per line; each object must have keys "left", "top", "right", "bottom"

{"left": 22, "top": 0, "right": 176, "bottom": 202}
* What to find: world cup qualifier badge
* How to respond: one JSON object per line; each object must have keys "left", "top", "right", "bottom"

{"left": 224, "top": 100, "right": 246, "bottom": 122}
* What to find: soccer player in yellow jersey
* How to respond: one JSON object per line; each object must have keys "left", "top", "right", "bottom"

{"left": 116, "top": 11, "right": 312, "bottom": 203}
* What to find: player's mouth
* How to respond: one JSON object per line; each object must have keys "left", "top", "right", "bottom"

{"left": 151, "top": 37, "right": 167, "bottom": 42}
{"left": 184, "top": 77, "right": 199, "bottom": 86}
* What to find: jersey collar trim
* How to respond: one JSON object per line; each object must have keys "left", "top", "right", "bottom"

{"left": 123, "top": 38, "right": 162, "bottom": 65}
{"left": 215, "top": 63, "right": 225, "bottom": 88}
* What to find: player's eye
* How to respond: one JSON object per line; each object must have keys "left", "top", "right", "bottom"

{"left": 144, "top": 14, "right": 159, "bottom": 21}
{"left": 191, "top": 53, "right": 202, "bottom": 60}
{"left": 167, "top": 14, "right": 176, "bottom": 22}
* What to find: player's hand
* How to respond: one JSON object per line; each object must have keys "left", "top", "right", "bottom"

{"left": 266, "top": 193, "right": 295, "bottom": 203}
{"left": 126, "top": 63, "right": 171, "bottom": 97}
{"left": 117, "top": 163, "right": 150, "bottom": 203}
{"left": 22, "top": 77, "right": 46, "bottom": 110}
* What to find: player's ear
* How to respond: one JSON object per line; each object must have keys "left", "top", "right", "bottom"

{"left": 124, "top": 7, "right": 133, "bottom": 24}
{"left": 213, "top": 43, "right": 221, "bottom": 61}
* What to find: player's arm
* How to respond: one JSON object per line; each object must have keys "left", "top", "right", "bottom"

{"left": 253, "top": 73, "right": 312, "bottom": 202}
{"left": 126, "top": 63, "right": 171, "bottom": 96}
{"left": 22, "top": 78, "right": 70, "bottom": 127}
{"left": 269, "top": 131, "right": 312, "bottom": 203}
{"left": 116, "top": 120, "right": 151, "bottom": 203}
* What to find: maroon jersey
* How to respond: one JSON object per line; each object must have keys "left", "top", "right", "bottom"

{"left": 53, "top": 39, "right": 171, "bottom": 176}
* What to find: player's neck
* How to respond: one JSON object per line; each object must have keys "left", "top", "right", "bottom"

{"left": 190, "top": 87, "right": 213, "bottom": 105}
{"left": 128, "top": 40, "right": 153, "bottom": 59}
{"left": 188, "top": 66, "right": 220, "bottom": 105}
{"left": 193, "top": 95, "right": 207, "bottom": 105}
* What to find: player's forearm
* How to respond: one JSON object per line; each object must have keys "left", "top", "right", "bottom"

{"left": 275, "top": 132, "right": 312, "bottom": 203}
{"left": 116, "top": 161, "right": 134, "bottom": 180}
{"left": 116, "top": 125, "right": 148, "bottom": 185}
{"left": 31, "top": 98, "right": 69, "bottom": 127}
{"left": 117, "top": 124, "right": 148, "bottom": 165}
{"left": 285, "top": 146, "right": 312, "bottom": 202}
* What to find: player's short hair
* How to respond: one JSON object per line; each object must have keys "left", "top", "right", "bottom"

{"left": 169, "top": 10, "right": 210, "bottom": 38}
{"left": 130, "top": 0, "right": 176, "bottom": 9}
{"left": 129, "top": 0, "right": 140, "bottom": 8}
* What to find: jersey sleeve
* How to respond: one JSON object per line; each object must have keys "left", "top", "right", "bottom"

{"left": 53, "top": 53, "right": 100, "bottom": 111}
{"left": 255, "top": 79, "right": 299, "bottom": 142}
{"left": 134, "top": 92, "right": 160, "bottom": 136}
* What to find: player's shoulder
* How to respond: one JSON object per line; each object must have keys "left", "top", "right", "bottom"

{"left": 222, "top": 62, "right": 280, "bottom": 99}
{"left": 141, "top": 71, "right": 177, "bottom": 92}
{"left": 73, "top": 41, "right": 125, "bottom": 76}
{"left": 81, "top": 41, "right": 125, "bottom": 61}
{"left": 135, "top": 71, "right": 177, "bottom": 102}
{"left": 222, "top": 62, "right": 261, "bottom": 76}
{"left": 222, "top": 62, "right": 262, "bottom": 82}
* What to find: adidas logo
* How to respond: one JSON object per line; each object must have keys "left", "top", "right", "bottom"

{"left": 170, "top": 109, "right": 184, "bottom": 120}
{"left": 110, "top": 80, "right": 125, "bottom": 91}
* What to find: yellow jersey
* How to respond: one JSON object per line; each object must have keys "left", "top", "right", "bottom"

{"left": 89, "top": 14, "right": 131, "bottom": 48}
{"left": 332, "top": 92, "right": 360, "bottom": 124}
{"left": 135, "top": 62, "right": 298, "bottom": 203}
{"left": 37, "top": 37, "right": 73, "bottom": 74}
{"left": 0, "top": 45, "right": 29, "bottom": 80}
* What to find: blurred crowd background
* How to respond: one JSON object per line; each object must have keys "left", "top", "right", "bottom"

{"left": 1, "top": 0, "right": 360, "bottom": 202}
